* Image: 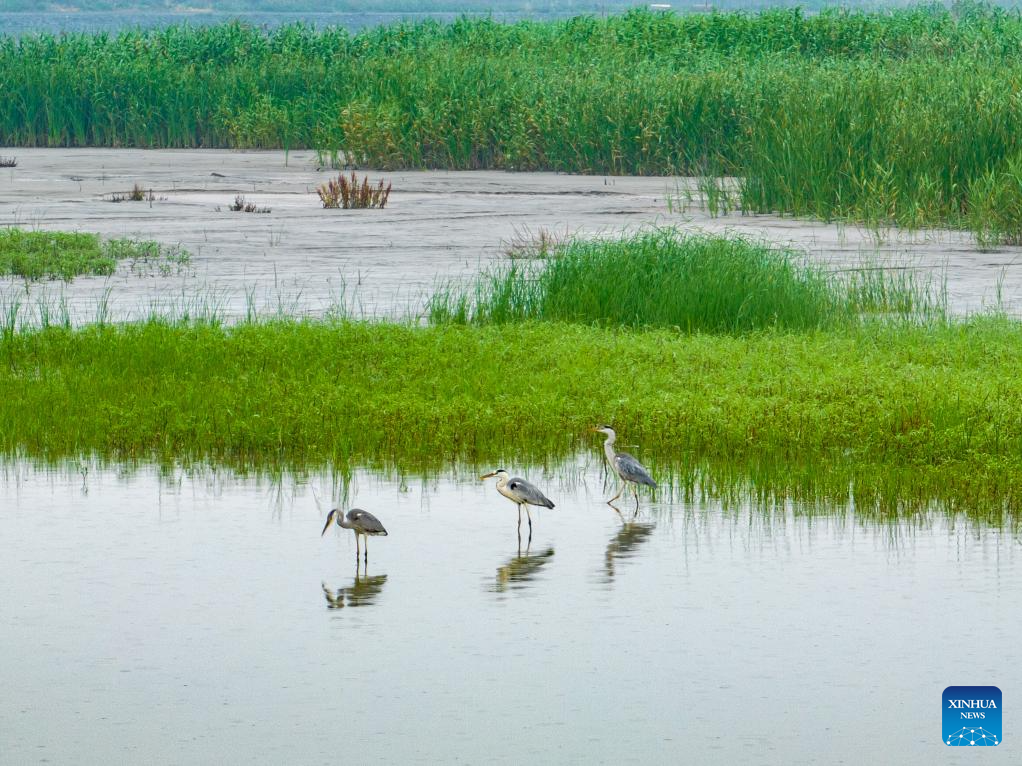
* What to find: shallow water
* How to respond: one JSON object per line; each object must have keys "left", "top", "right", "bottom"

{"left": 1, "top": 149, "right": 1020, "bottom": 324}
{"left": 1, "top": 460, "right": 1017, "bottom": 763}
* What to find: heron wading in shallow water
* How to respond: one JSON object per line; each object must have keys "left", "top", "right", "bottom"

{"left": 592, "top": 425, "right": 657, "bottom": 509}
{"left": 480, "top": 469, "right": 555, "bottom": 536}
{"left": 321, "top": 508, "right": 388, "bottom": 561}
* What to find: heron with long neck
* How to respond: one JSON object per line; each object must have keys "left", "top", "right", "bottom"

{"left": 591, "top": 425, "right": 656, "bottom": 509}
{"left": 480, "top": 468, "right": 555, "bottom": 537}
{"left": 321, "top": 507, "right": 388, "bottom": 562}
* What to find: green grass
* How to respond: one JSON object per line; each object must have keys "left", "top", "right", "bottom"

{"left": 8, "top": 6, "right": 1022, "bottom": 237}
{"left": 0, "top": 229, "right": 188, "bottom": 281}
{"left": 428, "top": 230, "right": 944, "bottom": 331}
{"left": 1, "top": 316, "right": 1021, "bottom": 513}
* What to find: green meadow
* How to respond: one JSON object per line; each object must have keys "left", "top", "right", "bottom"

{"left": 1, "top": 315, "right": 1021, "bottom": 513}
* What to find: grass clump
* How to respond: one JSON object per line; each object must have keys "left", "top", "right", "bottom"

{"left": 0, "top": 229, "right": 188, "bottom": 281}
{"left": 228, "top": 195, "right": 271, "bottom": 213}
{"left": 0, "top": 229, "right": 115, "bottom": 280}
{"left": 317, "top": 172, "right": 392, "bottom": 209}
{"left": 110, "top": 183, "right": 157, "bottom": 203}
{"left": 429, "top": 230, "right": 941, "bottom": 331}
{"left": 0, "top": 156, "right": 16, "bottom": 168}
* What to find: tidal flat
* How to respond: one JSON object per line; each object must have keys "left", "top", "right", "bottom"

{"left": 1, "top": 149, "right": 1020, "bottom": 320}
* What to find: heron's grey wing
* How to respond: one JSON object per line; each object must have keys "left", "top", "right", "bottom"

{"left": 614, "top": 452, "right": 657, "bottom": 488}
{"left": 347, "top": 508, "right": 389, "bottom": 535}
{"left": 509, "top": 478, "right": 555, "bottom": 508}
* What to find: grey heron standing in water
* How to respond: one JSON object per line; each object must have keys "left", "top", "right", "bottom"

{"left": 321, "top": 508, "right": 388, "bottom": 562}
{"left": 592, "top": 425, "right": 657, "bottom": 509}
{"left": 480, "top": 469, "right": 555, "bottom": 536}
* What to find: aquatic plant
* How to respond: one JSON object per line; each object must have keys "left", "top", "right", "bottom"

{"left": 428, "top": 230, "right": 943, "bottom": 331}
{"left": 228, "top": 194, "right": 271, "bottom": 213}
{"left": 0, "top": 156, "right": 16, "bottom": 168}
{"left": 110, "top": 184, "right": 156, "bottom": 203}
{"left": 317, "top": 172, "right": 392, "bottom": 209}
{"left": 0, "top": 229, "right": 188, "bottom": 281}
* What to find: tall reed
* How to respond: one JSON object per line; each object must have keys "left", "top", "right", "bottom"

{"left": 6, "top": 6, "right": 1022, "bottom": 236}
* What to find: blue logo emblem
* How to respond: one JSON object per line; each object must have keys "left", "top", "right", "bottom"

{"left": 944, "top": 686, "right": 1002, "bottom": 746}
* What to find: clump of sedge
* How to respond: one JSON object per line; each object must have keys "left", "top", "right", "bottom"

{"left": 110, "top": 184, "right": 158, "bottom": 203}
{"left": 318, "top": 172, "right": 391, "bottom": 209}
{"left": 228, "top": 194, "right": 271, "bottom": 213}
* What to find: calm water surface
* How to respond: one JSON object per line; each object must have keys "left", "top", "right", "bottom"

{"left": 1, "top": 461, "right": 1018, "bottom": 764}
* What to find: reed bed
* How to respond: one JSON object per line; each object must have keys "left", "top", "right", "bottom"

{"left": 6, "top": 6, "right": 1022, "bottom": 236}
{"left": 428, "top": 230, "right": 944, "bottom": 331}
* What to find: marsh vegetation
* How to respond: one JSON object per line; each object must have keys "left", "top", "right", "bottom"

{"left": 228, "top": 194, "right": 271, "bottom": 213}
{"left": 428, "top": 230, "right": 945, "bottom": 331}
{"left": 109, "top": 183, "right": 158, "bottom": 203}
{"left": 317, "top": 172, "right": 392, "bottom": 209}
{"left": 0, "top": 229, "right": 188, "bottom": 280}
{"left": 6, "top": 6, "right": 1022, "bottom": 237}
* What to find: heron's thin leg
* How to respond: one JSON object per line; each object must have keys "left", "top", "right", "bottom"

{"left": 355, "top": 533, "right": 360, "bottom": 560}
{"left": 632, "top": 484, "right": 640, "bottom": 514}
{"left": 364, "top": 535, "right": 368, "bottom": 562}
{"left": 517, "top": 504, "right": 522, "bottom": 531}
{"left": 608, "top": 477, "right": 624, "bottom": 505}
{"left": 526, "top": 507, "right": 533, "bottom": 534}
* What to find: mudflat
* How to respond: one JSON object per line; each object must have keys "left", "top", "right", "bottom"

{"left": 0, "top": 148, "right": 1015, "bottom": 320}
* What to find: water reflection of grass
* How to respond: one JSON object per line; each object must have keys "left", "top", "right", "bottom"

{"left": 1, "top": 316, "right": 1021, "bottom": 519}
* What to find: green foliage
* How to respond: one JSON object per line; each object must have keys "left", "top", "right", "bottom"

{"left": 428, "top": 230, "right": 943, "bottom": 331}
{"left": 0, "top": 228, "right": 188, "bottom": 280}
{"left": 0, "top": 317, "right": 1021, "bottom": 510}
{"left": 967, "top": 153, "right": 1022, "bottom": 248}
{"left": 7, "top": 7, "right": 1022, "bottom": 233}
{"left": 0, "top": 229, "right": 114, "bottom": 280}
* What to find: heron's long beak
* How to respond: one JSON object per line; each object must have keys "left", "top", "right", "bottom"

{"left": 480, "top": 471, "right": 496, "bottom": 480}
{"left": 320, "top": 509, "right": 337, "bottom": 537}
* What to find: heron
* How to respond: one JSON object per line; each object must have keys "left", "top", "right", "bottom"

{"left": 591, "top": 425, "right": 657, "bottom": 509}
{"left": 321, "top": 507, "right": 388, "bottom": 561}
{"left": 480, "top": 468, "right": 555, "bottom": 536}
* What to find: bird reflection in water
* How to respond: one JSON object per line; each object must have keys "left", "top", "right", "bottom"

{"left": 603, "top": 516, "right": 655, "bottom": 583}
{"left": 322, "top": 562, "right": 388, "bottom": 609}
{"left": 492, "top": 541, "right": 555, "bottom": 594}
